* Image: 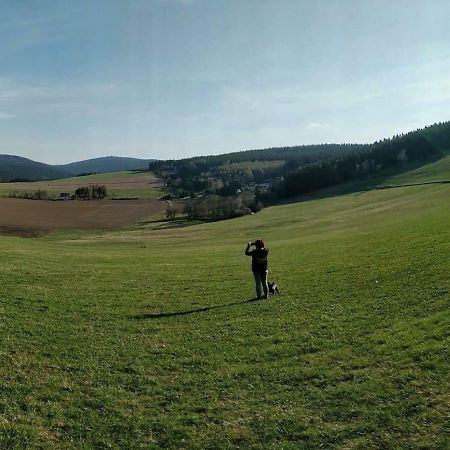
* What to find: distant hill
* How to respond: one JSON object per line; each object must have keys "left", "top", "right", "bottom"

{"left": 2, "top": 121, "right": 449, "bottom": 186}
{"left": 0, "top": 155, "right": 70, "bottom": 182}
{"left": 57, "top": 156, "right": 153, "bottom": 175}
{"left": 0, "top": 155, "right": 155, "bottom": 182}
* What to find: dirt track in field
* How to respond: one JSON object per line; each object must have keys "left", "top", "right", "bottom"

{"left": 0, "top": 198, "right": 168, "bottom": 234}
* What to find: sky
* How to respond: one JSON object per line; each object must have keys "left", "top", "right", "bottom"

{"left": 0, "top": 0, "right": 449, "bottom": 164}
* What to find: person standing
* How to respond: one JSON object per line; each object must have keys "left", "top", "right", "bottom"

{"left": 245, "top": 239, "right": 269, "bottom": 299}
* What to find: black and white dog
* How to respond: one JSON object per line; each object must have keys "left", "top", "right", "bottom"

{"left": 268, "top": 282, "right": 280, "bottom": 295}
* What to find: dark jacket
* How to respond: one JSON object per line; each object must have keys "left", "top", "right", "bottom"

{"left": 246, "top": 247, "right": 269, "bottom": 271}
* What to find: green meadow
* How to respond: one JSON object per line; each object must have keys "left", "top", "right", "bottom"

{"left": 381, "top": 150, "right": 450, "bottom": 185}
{"left": 1, "top": 159, "right": 449, "bottom": 449}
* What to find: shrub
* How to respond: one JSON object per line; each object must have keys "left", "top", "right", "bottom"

{"left": 32, "top": 190, "right": 48, "bottom": 200}
{"left": 75, "top": 185, "right": 107, "bottom": 199}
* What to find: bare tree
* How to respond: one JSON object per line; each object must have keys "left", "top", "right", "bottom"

{"left": 165, "top": 201, "right": 177, "bottom": 220}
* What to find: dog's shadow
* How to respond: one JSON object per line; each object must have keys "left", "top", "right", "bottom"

{"left": 131, "top": 297, "right": 263, "bottom": 320}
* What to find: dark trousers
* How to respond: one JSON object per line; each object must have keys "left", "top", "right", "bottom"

{"left": 253, "top": 270, "right": 268, "bottom": 298}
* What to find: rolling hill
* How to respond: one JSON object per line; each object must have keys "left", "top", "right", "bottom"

{"left": 57, "top": 156, "right": 153, "bottom": 175}
{"left": 0, "top": 155, "right": 155, "bottom": 182}
{"left": 0, "top": 154, "right": 70, "bottom": 182}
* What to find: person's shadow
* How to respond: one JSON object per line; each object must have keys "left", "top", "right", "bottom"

{"left": 131, "top": 297, "right": 262, "bottom": 320}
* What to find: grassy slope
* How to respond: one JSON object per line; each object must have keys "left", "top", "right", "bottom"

{"left": 294, "top": 152, "right": 450, "bottom": 203}
{"left": 380, "top": 151, "right": 450, "bottom": 185}
{"left": 1, "top": 161, "right": 449, "bottom": 448}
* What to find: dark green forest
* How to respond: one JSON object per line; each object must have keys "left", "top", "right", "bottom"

{"left": 150, "top": 143, "right": 366, "bottom": 197}
{"left": 150, "top": 121, "right": 450, "bottom": 219}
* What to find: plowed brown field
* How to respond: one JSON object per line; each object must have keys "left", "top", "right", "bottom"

{"left": 0, "top": 198, "right": 167, "bottom": 233}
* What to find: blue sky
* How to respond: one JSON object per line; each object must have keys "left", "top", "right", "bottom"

{"left": 1, "top": 0, "right": 449, "bottom": 164}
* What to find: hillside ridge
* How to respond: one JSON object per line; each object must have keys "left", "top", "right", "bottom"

{"left": 56, "top": 156, "right": 154, "bottom": 176}
{"left": 0, "top": 155, "right": 153, "bottom": 182}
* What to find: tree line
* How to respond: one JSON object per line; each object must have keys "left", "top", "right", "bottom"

{"left": 150, "top": 121, "right": 450, "bottom": 215}
{"left": 271, "top": 129, "right": 444, "bottom": 199}
{"left": 183, "top": 192, "right": 261, "bottom": 221}
{"left": 150, "top": 143, "right": 366, "bottom": 197}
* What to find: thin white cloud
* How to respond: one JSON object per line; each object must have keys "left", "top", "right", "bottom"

{"left": 0, "top": 112, "right": 15, "bottom": 119}
{"left": 306, "top": 122, "right": 329, "bottom": 129}
{"left": 157, "top": 0, "right": 195, "bottom": 4}
{"left": 0, "top": 78, "right": 128, "bottom": 115}
{"left": 405, "top": 78, "right": 450, "bottom": 105}
{"left": 0, "top": 4, "right": 89, "bottom": 60}
{"left": 221, "top": 80, "right": 385, "bottom": 117}
{"left": 212, "top": 53, "right": 450, "bottom": 131}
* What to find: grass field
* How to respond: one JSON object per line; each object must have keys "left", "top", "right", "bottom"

{"left": 0, "top": 171, "right": 164, "bottom": 199}
{"left": 1, "top": 158, "right": 449, "bottom": 448}
{"left": 380, "top": 151, "right": 450, "bottom": 186}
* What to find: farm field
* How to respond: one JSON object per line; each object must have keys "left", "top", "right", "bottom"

{"left": 0, "top": 170, "right": 164, "bottom": 199}
{"left": 1, "top": 159, "right": 449, "bottom": 448}
{"left": 0, "top": 198, "right": 169, "bottom": 235}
